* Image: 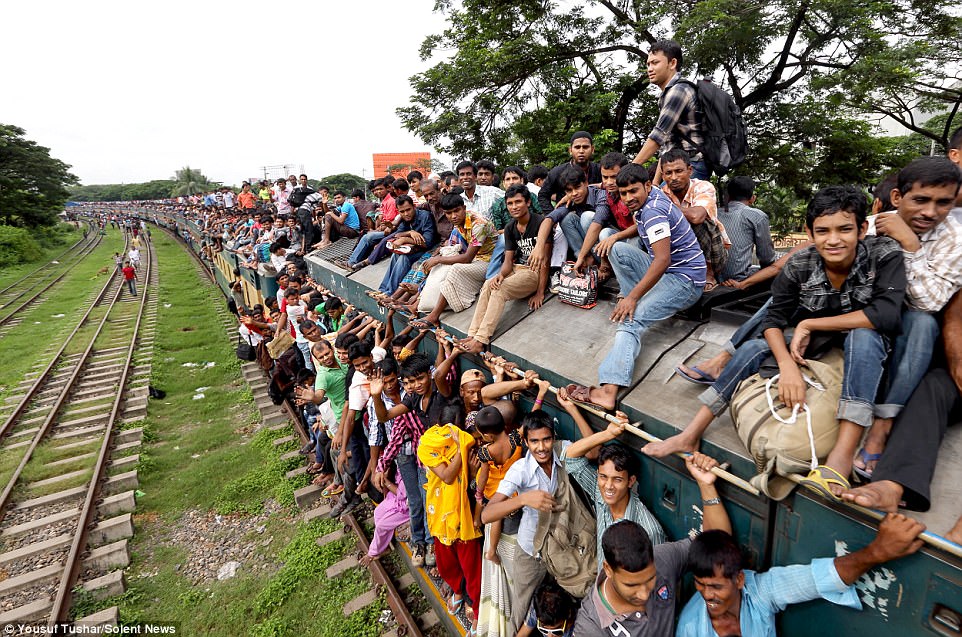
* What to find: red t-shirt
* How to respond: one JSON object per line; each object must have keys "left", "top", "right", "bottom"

{"left": 380, "top": 195, "right": 398, "bottom": 223}
{"left": 122, "top": 266, "right": 136, "bottom": 280}
{"left": 608, "top": 193, "right": 633, "bottom": 231}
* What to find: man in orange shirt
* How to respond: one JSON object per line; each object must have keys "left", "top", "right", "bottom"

{"left": 237, "top": 182, "right": 258, "bottom": 214}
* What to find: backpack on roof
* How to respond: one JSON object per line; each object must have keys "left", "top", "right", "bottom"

{"left": 677, "top": 79, "right": 748, "bottom": 177}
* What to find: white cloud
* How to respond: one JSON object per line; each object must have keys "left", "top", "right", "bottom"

{"left": 1, "top": 0, "right": 450, "bottom": 186}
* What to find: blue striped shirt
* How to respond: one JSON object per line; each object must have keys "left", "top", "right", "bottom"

{"left": 635, "top": 187, "right": 706, "bottom": 286}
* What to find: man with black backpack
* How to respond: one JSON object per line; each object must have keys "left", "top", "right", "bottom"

{"left": 632, "top": 40, "right": 747, "bottom": 179}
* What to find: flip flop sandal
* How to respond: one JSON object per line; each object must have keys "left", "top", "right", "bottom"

{"left": 853, "top": 448, "right": 883, "bottom": 480}
{"left": 799, "top": 465, "right": 850, "bottom": 502}
{"left": 409, "top": 318, "right": 437, "bottom": 330}
{"left": 674, "top": 365, "right": 717, "bottom": 385}
{"left": 563, "top": 383, "right": 612, "bottom": 412}
{"left": 446, "top": 594, "right": 464, "bottom": 616}
{"left": 321, "top": 483, "right": 344, "bottom": 498}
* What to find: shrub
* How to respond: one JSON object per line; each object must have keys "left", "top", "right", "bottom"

{"left": 0, "top": 225, "right": 42, "bottom": 267}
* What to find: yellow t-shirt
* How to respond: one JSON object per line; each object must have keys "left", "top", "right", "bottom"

{"left": 417, "top": 424, "right": 480, "bottom": 545}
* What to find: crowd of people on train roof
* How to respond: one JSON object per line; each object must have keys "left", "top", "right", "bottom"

{"left": 96, "top": 38, "right": 962, "bottom": 637}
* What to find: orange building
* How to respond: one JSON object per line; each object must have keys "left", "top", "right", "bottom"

{"left": 373, "top": 152, "right": 431, "bottom": 179}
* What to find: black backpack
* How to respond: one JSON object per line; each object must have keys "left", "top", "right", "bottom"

{"left": 677, "top": 79, "right": 748, "bottom": 177}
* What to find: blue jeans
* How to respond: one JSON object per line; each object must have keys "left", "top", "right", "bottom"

{"left": 691, "top": 160, "right": 710, "bottom": 180}
{"left": 396, "top": 453, "right": 432, "bottom": 546}
{"left": 486, "top": 234, "right": 505, "bottom": 279}
{"left": 349, "top": 231, "right": 384, "bottom": 265}
{"left": 723, "top": 298, "right": 772, "bottom": 355}
{"left": 559, "top": 211, "right": 595, "bottom": 256}
{"left": 700, "top": 328, "right": 887, "bottom": 427}
{"left": 598, "top": 243, "right": 704, "bottom": 386}
{"left": 379, "top": 252, "right": 421, "bottom": 294}
{"left": 876, "top": 309, "right": 940, "bottom": 418}
{"left": 296, "top": 341, "right": 315, "bottom": 372}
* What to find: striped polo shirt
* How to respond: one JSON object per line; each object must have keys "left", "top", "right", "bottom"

{"left": 635, "top": 187, "right": 707, "bottom": 286}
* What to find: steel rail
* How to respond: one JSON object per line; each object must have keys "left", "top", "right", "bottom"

{"left": 0, "top": 234, "right": 130, "bottom": 444}
{"left": 50, "top": 236, "right": 154, "bottom": 624}
{"left": 0, "top": 225, "right": 102, "bottom": 323}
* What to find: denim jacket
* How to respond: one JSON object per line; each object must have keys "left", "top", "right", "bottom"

{"left": 760, "top": 236, "right": 906, "bottom": 336}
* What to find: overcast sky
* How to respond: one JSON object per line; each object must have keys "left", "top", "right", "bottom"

{"left": 2, "top": 0, "right": 450, "bottom": 187}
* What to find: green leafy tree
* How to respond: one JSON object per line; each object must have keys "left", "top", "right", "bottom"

{"left": 0, "top": 124, "right": 78, "bottom": 227}
{"left": 171, "top": 166, "right": 213, "bottom": 197}
{"left": 400, "top": 0, "right": 962, "bottom": 226}
{"left": 318, "top": 173, "right": 368, "bottom": 194}
{"left": 70, "top": 180, "right": 178, "bottom": 202}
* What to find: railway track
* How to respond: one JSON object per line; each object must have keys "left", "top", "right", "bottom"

{"left": 0, "top": 223, "right": 105, "bottom": 336}
{"left": 0, "top": 235, "right": 157, "bottom": 627}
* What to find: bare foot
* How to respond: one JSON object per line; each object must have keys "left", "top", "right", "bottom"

{"left": 460, "top": 338, "right": 485, "bottom": 354}
{"left": 643, "top": 432, "right": 700, "bottom": 458}
{"left": 946, "top": 516, "right": 962, "bottom": 545}
{"left": 841, "top": 480, "right": 904, "bottom": 513}
{"left": 420, "top": 310, "right": 442, "bottom": 326}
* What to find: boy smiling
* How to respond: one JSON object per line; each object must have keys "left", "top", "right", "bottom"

{"left": 645, "top": 186, "right": 906, "bottom": 501}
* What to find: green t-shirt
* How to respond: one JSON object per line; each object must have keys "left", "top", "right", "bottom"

{"left": 315, "top": 360, "right": 348, "bottom": 421}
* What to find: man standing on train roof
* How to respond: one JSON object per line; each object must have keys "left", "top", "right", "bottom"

{"left": 631, "top": 40, "right": 710, "bottom": 181}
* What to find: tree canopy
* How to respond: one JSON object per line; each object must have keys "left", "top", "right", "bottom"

{"left": 312, "top": 173, "right": 367, "bottom": 194}
{"left": 172, "top": 166, "right": 214, "bottom": 196}
{"left": 69, "top": 180, "right": 179, "bottom": 202}
{"left": 70, "top": 166, "right": 218, "bottom": 202}
{"left": 0, "top": 124, "right": 78, "bottom": 227}
{"left": 399, "top": 0, "right": 962, "bottom": 215}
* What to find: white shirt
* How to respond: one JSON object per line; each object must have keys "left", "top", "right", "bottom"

{"left": 496, "top": 440, "right": 571, "bottom": 556}
{"left": 238, "top": 324, "right": 264, "bottom": 345}
{"left": 286, "top": 301, "right": 308, "bottom": 343}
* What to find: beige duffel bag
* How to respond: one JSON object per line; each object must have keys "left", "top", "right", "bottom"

{"left": 730, "top": 348, "right": 844, "bottom": 499}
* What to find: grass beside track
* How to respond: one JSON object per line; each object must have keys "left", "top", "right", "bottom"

{"left": 0, "top": 228, "right": 125, "bottom": 403}
{"left": 0, "top": 224, "right": 84, "bottom": 289}
{"left": 85, "top": 231, "right": 386, "bottom": 635}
